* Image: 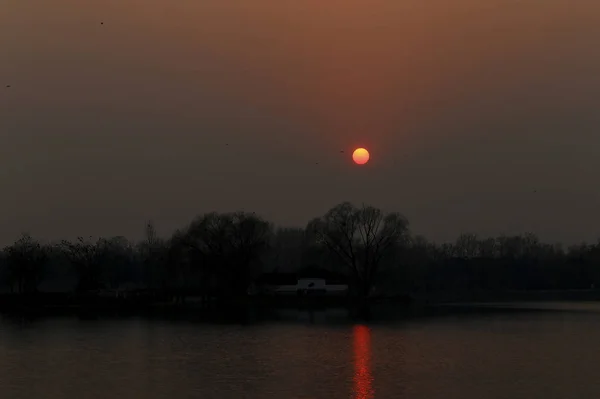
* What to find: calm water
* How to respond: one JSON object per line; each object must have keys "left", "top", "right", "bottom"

{"left": 3, "top": 303, "right": 600, "bottom": 398}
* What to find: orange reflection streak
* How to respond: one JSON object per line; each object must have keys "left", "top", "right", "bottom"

{"left": 353, "top": 325, "right": 374, "bottom": 399}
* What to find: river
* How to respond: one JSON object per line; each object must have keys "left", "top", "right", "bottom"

{"left": 2, "top": 302, "right": 600, "bottom": 398}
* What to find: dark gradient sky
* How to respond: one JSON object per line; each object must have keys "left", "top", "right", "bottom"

{"left": 1, "top": 0, "right": 600, "bottom": 246}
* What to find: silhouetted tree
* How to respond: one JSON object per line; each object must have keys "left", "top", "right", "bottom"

{"left": 184, "top": 211, "right": 272, "bottom": 300}
{"left": 3, "top": 234, "right": 47, "bottom": 294}
{"left": 308, "top": 202, "right": 410, "bottom": 299}
{"left": 5, "top": 202, "right": 600, "bottom": 308}
{"left": 166, "top": 230, "right": 194, "bottom": 303}
{"left": 60, "top": 236, "right": 103, "bottom": 292}
{"left": 453, "top": 233, "right": 480, "bottom": 259}
{"left": 96, "top": 236, "right": 136, "bottom": 289}
{"left": 138, "top": 221, "right": 168, "bottom": 292}
{"left": 0, "top": 250, "right": 7, "bottom": 289}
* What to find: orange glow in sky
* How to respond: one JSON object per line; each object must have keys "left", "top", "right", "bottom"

{"left": 352, "top": 148, "right": 370, "bottom": 165}
{"left": 353, "top": 325, "right": 374, "bottom": 399}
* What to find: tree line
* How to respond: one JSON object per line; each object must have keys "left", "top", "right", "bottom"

{"left": 1, "top": 202, "right": 600, "bottom": 303}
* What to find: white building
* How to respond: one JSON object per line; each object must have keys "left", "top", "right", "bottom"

{"left": 252, "top": 269, "right": 349, "bottom": 296}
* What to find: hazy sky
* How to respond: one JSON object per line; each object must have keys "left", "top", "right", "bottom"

{"left": 1, "top": 0, "right": 600, "bottom": 245}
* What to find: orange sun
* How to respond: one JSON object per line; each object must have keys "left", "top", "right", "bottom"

{"left": 352, "top": 148, "right": 370, "bottom": 165}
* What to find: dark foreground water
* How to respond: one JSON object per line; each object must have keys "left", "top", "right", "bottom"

{"left": 3, "top": 302, "right": 600, "bottom": 399}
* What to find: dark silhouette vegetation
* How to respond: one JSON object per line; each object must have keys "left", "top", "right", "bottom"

{"left": 2, "top": 202, "right": 600, "bottom": 315}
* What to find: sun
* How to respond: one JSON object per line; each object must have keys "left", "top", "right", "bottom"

{"left": 352, "top": 148, "right": 370, "bottom": 165}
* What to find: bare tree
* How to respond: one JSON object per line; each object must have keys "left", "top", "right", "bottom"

{"left": 61, "top": 236, "right": 102, "bottom": 292}
{"left": 3, "top": 233, "right": 47, "bottom": 294}
{"left": 138, "top": 221, "right": 168, "bottom": 292}
{"left": 167, "top": 229, "right": 194, "bottom": 303}
{"left": 144, "top": 221, "right": 158, "bottom": 247}
{"left": 453, "top": 233, "right": 480, "bottom": 259}
{"left": 308, "top": 202, "right": 409, "bottom": 298}
{"left": 184, "top": 211, "right": 272, "bottom": 299}
{"left": 96, "top": 236, "right": 135, "bottom": 289}
{"left": 478, "top": 237, "right": 498, "bottom": 258}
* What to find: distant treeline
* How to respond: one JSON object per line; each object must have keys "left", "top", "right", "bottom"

{"left": 1, "top": 202, "right": 599, "bottom": 303}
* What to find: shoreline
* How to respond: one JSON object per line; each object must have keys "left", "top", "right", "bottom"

{"left": 1, "top": 290, "right": 599, "bottom": 319}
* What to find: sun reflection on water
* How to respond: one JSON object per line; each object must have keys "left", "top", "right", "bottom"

{"left": 353, "top": 325, "right": 374, "bottom": 399}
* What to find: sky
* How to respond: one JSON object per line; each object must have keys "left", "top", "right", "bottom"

{"left": 1, "top": 0, "right": 600, "bottom": 246}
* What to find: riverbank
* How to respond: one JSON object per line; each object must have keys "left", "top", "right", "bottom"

{"left": 2, "top": 290, "right": 599, "bottom": 320}
{"left": 0, "top": 292, "right": 411, "bottom": 311}
{"left": 418, "top": 288, "right": 600, "bottom": 304}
